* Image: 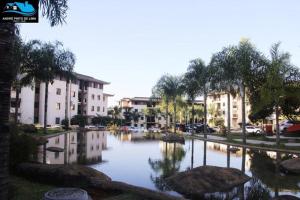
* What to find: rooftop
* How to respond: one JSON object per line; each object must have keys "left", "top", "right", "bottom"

{"left": 75, "top": 73, "right": 110, "bottom": 85}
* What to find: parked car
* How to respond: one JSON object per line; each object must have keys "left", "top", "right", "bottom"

{"left": 195, "top": 124, "right": 216, "bottom": 134}
{"left": 128, "top": 126, "right": 145, "bottom": 132}
{"left": 245, "top": 126, "right": 263, "bottom": 135}
{"left": 148, "top": 127, "right": 161, "bottom": 133}
{"left": 283, "top": 123, "right": 300, "bottom": 137}
{"left": 279, "top": 120, "right": 296, "bottom": 133}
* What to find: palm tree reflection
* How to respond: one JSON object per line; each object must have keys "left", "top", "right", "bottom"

{"left": 148, "top": 142, "right": 186, "bottom": 191}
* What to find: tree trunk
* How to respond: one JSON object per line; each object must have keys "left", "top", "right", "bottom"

{"left": 191, "top": 101, "right": 195, "bottom": 136}
{"left": 0, "top": 22, "right": 17, "bottom": 200}
{"left": 173, "top": 99, "right": 177, "bottom": 134}
{"left": 43, "top": 82, "right": 49, "bottom": 134}
{"left": 241, "top": 84, "right": 246, "bottom": 144}
{"left": 227, "top": 92, "right": 231, "bottom": 137}
{"left": 14, "top": 87, "right": 20, "bottom": 123}
{"left": 204, "top": 90, "right": 207, "bottom": 138}
{"left": 226, "top": 145, "right": 230, "bottom": 168}
{"left": 275, "top": 105, "right": 280, "bottom": 146}
{"left": 203, "top": 140, "right": 207, "bottom": 166}
{"left": 165, "top": 99, "right": 169, "bottom": 132}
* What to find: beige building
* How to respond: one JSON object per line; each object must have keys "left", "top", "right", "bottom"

{"left": 119, "top": 97, "right": 168, "bottom": 129}
{"left": 206, "top": 92, "right": 251, "bottom": 129}
{"left": 10, "top": 73, "right": 112, "bottom": 126}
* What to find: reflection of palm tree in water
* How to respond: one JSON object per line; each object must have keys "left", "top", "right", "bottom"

{"left": 148, "top": 142, "right": 186, "bottom": 191}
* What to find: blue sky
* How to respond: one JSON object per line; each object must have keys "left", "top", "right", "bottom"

{"left": 21, "top": 0, "right": 300, "bottom": 106}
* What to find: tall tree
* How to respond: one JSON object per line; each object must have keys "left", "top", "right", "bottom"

{"left": 187, "top": 59, "right": 211, "bottom": 138}
{"left": 210, "top": 46, "right": 237, "bottom": 137}
{"left": 152, "top": 75, "right": 173, "bottom": 132}
{"left": 20, "top": 41, "right": 75, "bottom": 134}
{"left": 164, "top": 75, "right": 184, "bottom": 133}
{"left": 0, "top": 1, "right": 69, "bottom": 198}
{"left": 183, "top": 69, "right": 201, "bottom": 135}
{"left": 232, "top": 39, "right": 266, "bottom": 144}
{"left": 259, "top": 42, "right": 300, "bottom": 146}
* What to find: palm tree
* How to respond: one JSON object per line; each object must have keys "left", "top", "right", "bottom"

{"left": 210, "top": 46, "right": 237, "bottom": 137}
{"left": 20, "top": 41, "right": 75, "bottom": 134}
{"left": 260, "top": 42, "right": 299, "bottom": 146}
{"left": 0, "top": 1, "right": 69, "bottom": 198}
{"left": 164, "top": 75, "right": 184, "bottom": 133}
{"left": 152, "top": 75, "right": 173, "bottom": 131}
{"left": 232, "top": 39, "right": 265, "bottom": 144}
{"left": 108, "top": 106, "right": 122, "bottom": 124}
{"left": 187, "top": 59, "right": 211, "bottom": 138}
{"left": 183, "top": 70, "right": 201, "bottom": 135}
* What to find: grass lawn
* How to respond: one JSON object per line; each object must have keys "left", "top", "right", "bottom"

{"left": 9, "top": 176, "right": 55, "bottom": 200}
{"left": 33, "top": 128, "right": 66, "bottom": 136}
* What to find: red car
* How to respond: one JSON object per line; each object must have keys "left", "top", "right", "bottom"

{"left": 284, "top": 123, "right": 300, "bottom": 136}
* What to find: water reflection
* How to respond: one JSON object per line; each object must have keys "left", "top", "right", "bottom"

{"left": 148, "top": 142, "right": 186, "bottom": 191}
{"left": 38, "top": 131, "right": 107, "bottom": 165}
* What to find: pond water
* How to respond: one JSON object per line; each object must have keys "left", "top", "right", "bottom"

{"left": 39, "top": 131, "right": 300, "bottom": 199}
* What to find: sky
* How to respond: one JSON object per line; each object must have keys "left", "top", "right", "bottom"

{"left": 20, "top": 0, "right": 300, "bottom": 106}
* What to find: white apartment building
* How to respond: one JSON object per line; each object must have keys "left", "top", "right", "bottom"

{"left": 119, "top": 97, "right": 168, "bottom": 129}
{"left": 206, "top": 92, "right": 251, "bottom": 129}
{"left": 10, "top": 73, "right": 112, "bottom": 126}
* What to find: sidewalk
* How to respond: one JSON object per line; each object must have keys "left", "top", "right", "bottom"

{"left": 193, "top": 133, "right": 300, "bottom": 147}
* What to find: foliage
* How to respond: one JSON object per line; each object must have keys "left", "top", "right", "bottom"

{"left": 215, "top": 118, "right": 225, "bottom": 127}
{"left": 9, "top": 127, "right": 38, "bottom": 170}
{"left": 19, "top": 124, "right": 37, "bottom": 133}
{"left": 61, "top": 118, "right": 69, "bottom": 130}
{"left": 91, "top": 115, "right": 121, "bottom": 126}
{"left": 70, "top": 115, "right": 87, "bottom": 128}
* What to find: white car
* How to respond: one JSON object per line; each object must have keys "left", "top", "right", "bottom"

{"left": 245, "top": 126, "right": 263, "bottom": 134}
{"left": 279, "top": 120, "right": 295, "bottom": 133}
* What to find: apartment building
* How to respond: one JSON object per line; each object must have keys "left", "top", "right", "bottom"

{"left": 206, "top": 92, "right": 251, "bottom": 129}
{"left": 10, "top": 73, "right": 112, "bottom": 126}
{"left": 119, "top": 97, "right": 168, "bottom": 129}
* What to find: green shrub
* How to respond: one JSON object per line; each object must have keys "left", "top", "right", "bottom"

{"left": 19, "top": 124, "right": 37, "bottom": 133}
{"left": 10, "top": 131, "right": 38, "bottom": 170}
{"left": 61, "top": 118, "right": 69, "bottom": 130}
{"left": 71, "top": 115, "right": 87, "bottom": 128}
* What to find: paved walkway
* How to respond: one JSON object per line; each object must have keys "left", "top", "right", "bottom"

{"left": 266, "top": 135, "right": 300, "bottom": 140}
{"left": 189, "top": 133, "right": 300, "bottom": 147}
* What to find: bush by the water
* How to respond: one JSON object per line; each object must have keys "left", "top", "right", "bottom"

{"left": 19, "top": 124, "right": 37, "bottom": 133}
{"left": 71, "top": 115, "right": 87, "bottom": 128}
{"left": 61, "top": 118, "right": 70, "bottom": 130}
{"left": 10, "top": 129, "right": 38, "bottom": 170}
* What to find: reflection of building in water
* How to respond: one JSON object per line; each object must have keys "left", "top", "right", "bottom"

{"left": 159, "top": 141, "right": 184, "bottom": 159}
{"left": 206, "top": 142, "right": 251, "bottom": 170}
{"left": 38, "top": 131, "right": 107, "bottom": 164}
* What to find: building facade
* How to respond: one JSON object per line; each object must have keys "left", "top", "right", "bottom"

{"left": 206, "top": 92, "right": 251, "bottom": 129}
{"left": 10, "top": 73, "right": 112, "bottom": 126}
{"left": 119, "top": 97, "right": 169, "bottom": 129}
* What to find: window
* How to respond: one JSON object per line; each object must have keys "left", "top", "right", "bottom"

{"left": 103, "top": 107, "right": 105, "bottom": 112}
{"left": 56, "top": 103, "right": 61, "bottom": 110}
{"left": 141, "top": 124, "right": 144, "bottom": 127}
{"left": 90, "top": 145, "right": 94, "bottom": 151}
{"left": 55, "top": 152, "right": 59, "bottom": 159}
{"left": 96, "top": 145, "right": 100, "bottom": 150}
{"left": 158, "top": 117, "right": 161, "bottom": 120}
{"left": 99, "top": 84, "right": 103, "bottom": 89}
{"left": 223, "top": 102, "right": 225, "bottom": 107}
{"left": 71, "top": 104, "right": 75, "bottom": 110}
{"left": 97, "top": 106, "right": 100, "bottom": 112}
{"left": 97, "top": 133, "right": 99, "bottom": 138}
{"left": 135, "top": 109, "right": 138, "bottom": 112}
{"left": 56, "top": 88, "right": 61, "bottom": 95}
{"left": 103, "top": 96, "right": 105, "bottom": 101}
{"left": 97, "top": 95, "right": 100, "bottom": 100}
{"left": 91, "top": 106, "right": 94, "bottom": 111}
{"left": 223, "top": 111, "right": 225, "bottom": 115}
{"left": 72, "top": 91, "right": 76, "bottom": 97}
{"left": 55, "top": 117, "right": 60, "bottom": 124}
{"left": 141, "top": 116, "right": 144, "bottom": 120}
{"left": 92, "top": 94, "right": 95, "bottom": 100}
